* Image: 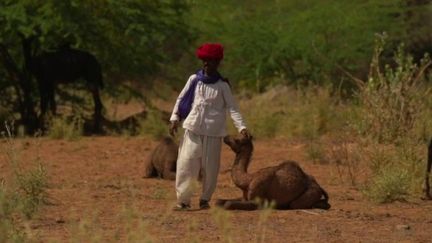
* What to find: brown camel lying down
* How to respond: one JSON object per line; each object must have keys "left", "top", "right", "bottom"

{"left": 143, "top": 136, "right": 178, "bottom": 180}
{"left": 216, "top": 135, "right": 330, "bottom": 210}
{"left": 143, "top": 136, "right": 203, "bottom": 181}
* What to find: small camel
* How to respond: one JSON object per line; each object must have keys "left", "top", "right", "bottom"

{"left": 143, "top": 136, "right": 178, "bottom": 180}
{"left": 423, "top": 138, "right": 432, "bottom": 200}
{"left": 216, "top": 135, "right": 330, "bottom": 210}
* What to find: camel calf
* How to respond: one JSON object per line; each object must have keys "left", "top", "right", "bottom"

{"left": 143, "top": 136, "right": 178, "bottom": 180}
{"left": 217, "top": 135, "right": 330, "bottom": 210}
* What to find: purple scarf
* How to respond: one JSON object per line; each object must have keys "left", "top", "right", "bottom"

{"left": 177, "top": 69, "right": 223, "bottom": 120}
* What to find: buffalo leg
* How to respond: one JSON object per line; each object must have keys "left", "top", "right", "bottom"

{"left": 425, "top": 139, "right": 432, "bottom": 200}
{"left": 90, "top": 86, "right": 103, "bottom": 133}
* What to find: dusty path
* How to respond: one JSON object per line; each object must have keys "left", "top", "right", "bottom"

{"left": 1, "top": 137, "right": 431, "bottom": 242}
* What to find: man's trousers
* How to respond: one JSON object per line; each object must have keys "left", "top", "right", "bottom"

{"left": 176, "top": 130, "right": 222, "bottom": 205}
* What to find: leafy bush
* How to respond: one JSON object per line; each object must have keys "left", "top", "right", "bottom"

{"left": 363, "top": 165, "right": 411, "bottom": 203}
{"left": 362, "top": 141, "right": 425, "bottom": 203}
{"left": 354, "top": 35, "right": 431, "bottom": 143}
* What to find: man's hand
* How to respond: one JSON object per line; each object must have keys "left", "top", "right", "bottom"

{"left": 169, "top": 120, "right": 179, "bottom": 137}
{"left": 240, "top": 128, "right": 252, "bottom": 139}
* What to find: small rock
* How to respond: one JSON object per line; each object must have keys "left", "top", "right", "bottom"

{"left": 396, "top": 224, "right": 410, "bottom": 230}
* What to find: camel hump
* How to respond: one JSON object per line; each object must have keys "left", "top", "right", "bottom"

{"left": 278, "top": 160, "right": 305, "bottom": 173}
{"left": 279, "top": 160, "right": 301, "bottom": 167}
{"left": 160, "top": 136, "right": 177, "bottom": 146}
{"left": 154, "top": 136, "right": 178, "bottom": 160}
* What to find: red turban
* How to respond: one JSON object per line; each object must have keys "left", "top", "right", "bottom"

{"left": 196, "top": 43, "right": 224, "bottom": 60}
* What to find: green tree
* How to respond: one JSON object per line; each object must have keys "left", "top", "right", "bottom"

{"left": 0, "top": 0, "right": 193, "bottom": 133}
{"left": 188, "top": 0, "right": 429, "bottom": 92}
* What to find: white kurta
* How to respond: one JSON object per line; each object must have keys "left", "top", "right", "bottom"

{"left": 170, "top": 74, "right": 246, "bottom": 136}
{"left": 170, "top": 73, "right": 247, "bottom": 205}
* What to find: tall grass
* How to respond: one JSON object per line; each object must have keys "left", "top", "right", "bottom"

{"left": 361, "top": 140, "right": 424, "bottom": 203}
{"left": 329, "top": 137, "right": 362, "bottom": 186}
{"left": 256, "top": 200, "right": 275, "bottom": 243}
{"left": 47, "top": 115, "right": 83, "bottom": 140}
{"left": 0, "top": 124, "right": 49, "bottom": 242}
{"left": 237, "top": 85, "right": 347, "bottom": 139}
{"left": 210, "top": 207, "right": 233, "bottom": 243}
{"left": 352, "top": 36, "right": 431, "bottom": 202}
{"left": 138, "top": 109, "right": 168, "bottom": 139}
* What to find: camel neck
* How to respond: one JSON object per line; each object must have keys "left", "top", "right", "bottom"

{"left": 231, "top": 148, "right": 253, "bottom": 189}
{"left": 235, "top": 149, "right": 252, "bottom": 171}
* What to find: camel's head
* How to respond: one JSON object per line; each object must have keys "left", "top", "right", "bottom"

{"left": 223, "top": 135, "right": 253, "bottom": 154}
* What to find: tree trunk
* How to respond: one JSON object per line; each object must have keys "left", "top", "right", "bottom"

{"left": 0, "top": 43, "right": 38, "bottom": 134}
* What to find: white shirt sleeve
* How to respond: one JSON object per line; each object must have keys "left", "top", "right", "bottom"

{"left": 221, "top": 82, "right": 247, "bottom": 132}
{"left": 170, "top": 74, "right": 196, "bottom": 122}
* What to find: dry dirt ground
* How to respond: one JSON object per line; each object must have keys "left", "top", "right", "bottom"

{"left": 1, "top": 136, "right": 432, "bottom": 242}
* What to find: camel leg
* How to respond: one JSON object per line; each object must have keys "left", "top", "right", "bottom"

{"left": 215, "top": 199, "right": 230, "bottom": 207}
{"left": 215, "top": 195, "right": 243, "bottom": 207}
{"left": 242, "top": 190, "right": 248, "bottom": 201}
{"left": 222, "top": 200, "right": 258, "bottom": 210}
{"left": 143, "top": 161, "right": 157, "bottom": 178}
{"left": 215, "top": 199, "right": 257, "bottom": 210}
{"left": 162, "top": 170, "right": 176, "bottom": 180}
{"left": 289, "top": 189, "right": 320, "bottom": 209}
{"left": 290, "top": 179, "right": 330, "bottom": 210}
{"left": 247, "top": 178, "right": 271, "bottom": 203}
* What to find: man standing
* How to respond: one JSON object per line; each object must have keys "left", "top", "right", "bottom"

{"left": 169, "top": 43, "right": 250, "bottom": 210}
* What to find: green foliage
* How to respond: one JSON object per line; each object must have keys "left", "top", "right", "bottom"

{"left": 188, "top": 0, "right": 408, "bottom": 90}
{"left": 0, "top": 0, "right": 192, "bottom": 78}
{"left": 0, "top": 0, "right": 194, "bottom": 133}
